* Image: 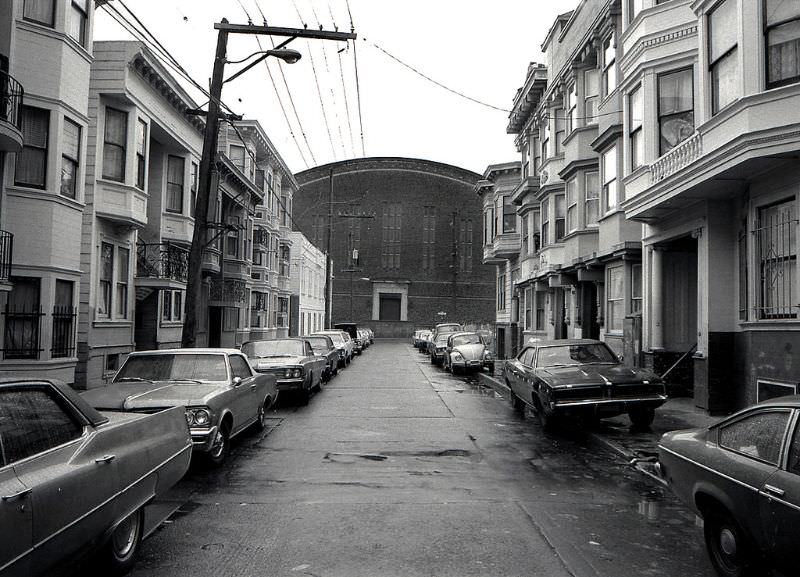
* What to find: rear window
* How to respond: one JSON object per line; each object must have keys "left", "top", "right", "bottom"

{"left": 242, "top": 340, "right": 305, "bottom": 358}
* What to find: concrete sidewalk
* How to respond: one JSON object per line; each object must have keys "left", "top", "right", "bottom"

{"left": 476, "top": 371, "right": 723, "bottom": 484}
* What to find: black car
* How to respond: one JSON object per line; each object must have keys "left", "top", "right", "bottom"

{"left": 302, "top": 334, "right": 340, "bottom": 381}
{"left": 503, "top": 339, "right": 667, "bottom": 430}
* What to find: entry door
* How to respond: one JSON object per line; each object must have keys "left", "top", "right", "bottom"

{"left": 553, "top": 289, "right": 567, "bottom": 339}
{"left": 581, "top": 283, "right": 600, "bottom": 339}
{"left": 379, "top": 293, "right": 401, "bottom": 321}
{"left": 208, "top": 306, "right": 223, "bottom": 348}
{"left": 663, "top": 248, "right": 698, "bottom": 351}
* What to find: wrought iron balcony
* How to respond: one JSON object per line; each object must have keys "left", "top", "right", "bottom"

{"left": 136, "top": 241, "right": 189, "bottom": 282}
{"left": 0, "top": 70, "right": 24, "bottom": 152}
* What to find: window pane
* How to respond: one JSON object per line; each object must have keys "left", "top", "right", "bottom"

{"left": 659, "top": 69, "right": 693, "bottom": 116}
{"left": 68, "top": 2, "right": 87, "bottom": 44}
{"left": 767, "top": 0, "right": 800, "bottom": 26}
{"left": 15, "top": 107, "right": 49, "bottom": 188}
{"left": 768, "top": 20, "right": 800, "bottom": 86}
{"left": 104, "top": 108, "right": 127, "bottom": 145}
{"left": 63, "top": 118, "right": 81, "bottom": 160}
{"left": 712, "top": 50, "right": 739, "bottom": 113}
{"left": 101, "top": 243, "right": 114, "bottom": 281}
{"left": 720, "top": 411, "right": 790, "bottom": 465}
{"left": 23, "top": 0, "right": 54, "bottom": 26}
{"left": 709, "top": 0, "right": 737, "bottom": 62}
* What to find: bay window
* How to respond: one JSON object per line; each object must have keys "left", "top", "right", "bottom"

{"left": 566, "top": 179, "right": 578, "bottom": 233}
{"left": 116, "top": 247, "right": 129, "bottom": 318}
{"left": 98, "top": 243, "right": 113, "bottom": 318}
{"left": 15, "top": 106, "right": 49, "bottom": 189}
{"left": 658, "top": 69, "right": 694, "bottom": 155}
{"left": 602, "top": 145, "right": 618, "bottom": 213}
{"left": 566, "top": 84, "right": 577, "bottom": 134}
{"left": 61, "top": 118, "right": 80, "bottom": 198}
{"left": 541, "top": 198, "right": 550, "bottom": 248}
{"left": 230, "top": 145, "right": 245, "bottom": 172}
{"left": 584, "top": 69, "right": 599, "bottom": 124}
{"left": 166, "top": 155, "right": 184, "bottom": 213}
{"left": 555, "top": 194, "right": 566, "bottom": 241}
{"left": 607, "top": 265, "right": 624, "bottom": 332}
{"left": 629, "top": 85, "right": 643, "bottom": 170}
{"left": 766, "top": 0, "right": 800, "bottom": 88}
{"left": 102, "top": 107, "right": 127, "bottom": 182}
{"left": 502, "top": 196, "right": 517, "bottom": 233}
{"left": 585, "top": 171, "right": 599, "bottom": 226}
{"left": 709, "top": 0, "right": 739, "bottom": 114}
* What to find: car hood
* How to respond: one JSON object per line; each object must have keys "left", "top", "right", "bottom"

{"left": 452, "top": 344, "right": 485, "bottom": 360}
{"left": 251, "top": 355, "right": 304, "bottom": 369}
{"left": 536, "top": 364, "right": 660, "bottom": 387}
{"left": 81, "top": 382, "right": 224, "bottom": 410}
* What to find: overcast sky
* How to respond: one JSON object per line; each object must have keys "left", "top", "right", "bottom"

{"left": 94, "top": 1, "right": 577, "bottom": 176}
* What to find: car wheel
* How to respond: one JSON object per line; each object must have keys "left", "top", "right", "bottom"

{"left": 509, "top": 388, "right": 525, "bottom": 412}
{"left": 486, "top": 363, "right": 495, "bottom": 373}
{"left": 254, "top": 397, "right": 272, "bottom": 432}
{"left": 98, "top": 507, "right": 143, "bottom": 575}
{"left": 704, "top": 508, "right": 759, "bottom": 577}
{"left": 299, "top": 377, "right": 312, "bottom": 405}
{"left": 452, "top": 365, "right": 461, "bottom": 375}
{"left": 628, "top": 407, "right": 656, "bottom": 428}
{"left": 314, "top": 372, "right": 323, "bottom": 392}
{"left": 430, "top": 354, "right": 436, "bottom": 365}
{"left": 537, "top": 407, "right": 561, "bottom": 432}
{"left": 205, "top": 421, "right": 230, "bottom": 468}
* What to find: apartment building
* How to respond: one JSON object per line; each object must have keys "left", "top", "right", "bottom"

{"left": 288, "top": 231, "right": 326, "bottom": 336}
{"left": 0, "top": 0, "right": 94, "bottom": 384}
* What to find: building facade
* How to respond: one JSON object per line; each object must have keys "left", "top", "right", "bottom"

{"left": 0, "top": 5, "right": 302, "bottom": 389}
{"left": 293, "top": 158, "right": 494, "bottom": 337}
{"left": 288, "top": 231, "right": 326, "bottom": 336}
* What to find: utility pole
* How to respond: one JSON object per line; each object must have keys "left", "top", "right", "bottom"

{"left": 181, "top": 21, "right": 355, "bottom": 347}
{"left": 325, "top": 169, "right": 334, "bottom": 329}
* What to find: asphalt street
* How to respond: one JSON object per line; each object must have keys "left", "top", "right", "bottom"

{"left": 125, "top": 339, "right": 716, "bottom": 577}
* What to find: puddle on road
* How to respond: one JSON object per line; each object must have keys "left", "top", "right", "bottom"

{"left": 166, "top": 500, "right": 203, "bottom": 522}
{"left": 323, "top": 449, "right": 476, "bottom": 463}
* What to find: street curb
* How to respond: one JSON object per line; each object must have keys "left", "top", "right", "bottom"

{"left": 475, "top": 372, "right": 667, "bottom": 486}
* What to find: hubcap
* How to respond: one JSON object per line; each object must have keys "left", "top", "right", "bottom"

{"left": 719, "top": 527, "right": 738, "bottom": 558}
{"left": 211, "top": 429, "right": 225, "bottom": 457}
{"left": 111, "top": 512, "right": 138, "bottom": 558}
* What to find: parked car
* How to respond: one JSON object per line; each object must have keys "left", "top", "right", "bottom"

{"left": 443, "top": 331, "right": 494, "bottom": 374}
{"left": 315, "top": 330, "right": 354, "bottom": 366}
{"left": 334, "top": 322, "right": 363, "bottom": 354}
{"left": 363, "top": 327, "right": 374, "bottom": 343}
{"left": 503, "top": 339, "right": 667, "bottom": 430}
{"left": 81, "top": 349, "right": 277, "bottom": 467}
{"left": 0, "top": 378, "right": 191, "bottom": 576}
{"left": 302, "top": 334, "right": 340, "bottom": 381}
{"left": 242, "top": 338, "right": 327, "bottom": 404}
{"left": 357, "top": 329, "right": 371, "bottom": 350}
{"left": 431, "top": 322, "right": 463, "bottom": 341}
{"left": 428, "top": 332, "right": 450, "bottom": 366}
{"left": 412, "top": 329, "right": 430, "bottom": 348}
{"left": 417, "top": 330, "right": 432, "bottom": 352}
{"left": 658, "top": 396, "right": 800, "bottom": 577}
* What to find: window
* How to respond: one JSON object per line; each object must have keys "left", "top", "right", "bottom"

{"left": 658, "top": 69, "right": 694, "bottom": 155}
{"left": 555, "top": 110, "right": 565, "bottom": 154}
{"left": 532, "top": 136, "right": 541, "bottom": 173}
{"left": 766, "top": 0, "right": 800, "bottom": 88}
{"left": 229, "top": 145, "right": 245, "bottom": 172}
{"left": 502, "top": 197, "right": 517, "bottom": 233}
{"left": 23, "top": 0, "right": 54, "bottom": 26}
{"left": 542, "top": 121, "right": 551, "bottom": 159}
{"left": 566, "top": 178, "right": 578, "bottom": 233}
{"left": 629, "top": 85, "right": 644, "bottom": 170}
{"left": 484, "top": 207, "right": 494, "bottom": 244}
{"left": 162, "top": 290, "right": 183, "bottom": 322}
{"left": 103, "top": 107, "right": 127, "bottom": 182}
{"left": 279, "top": 244, "right": 290, "bottom": 277}
{"left": 532, "top": 210, "right": 541, "bottom": 252}
{"left": 709, "top": 0, "right": 739, "bottom": 114}
{"left": 498, "top": 273, "right": 506, "bottom": 311}
{"left": 61, "top": 117, "right": 80, "bottom": 198}
{"left": 756, "top": 198, "right": 798, "bottom": 319}
{"left": 555, "top": 194, "right": 566, "bottom": 241}
{"left": 524, "top": 287, "right": 533, "bottom": 329}
{"left": 3, "top": 277, "right": 42, "bottom": 360}
{"left": 566, "top": 84, "right": 577, "bottom": 134}
{"left": 541, "top": 197, "right": 550, "bottom": 248}
{"left": 226, "top": 216, "right": 240, "bottom": 258}
{"left": 535, "top": 291, "right": 546, "bottom": 331}
{"left": 166, "top": 155, "right": 184, "bottom": 213}
{"left": 15, "top": 106, "right": 49, "bottom": 189}
{"left": 602, "top": 145, "right": 618, "bottom": 212}
{"left": 190, "top": 161, "right": 198, "bottom": 217}
{"left": 585, "top": 171, "right": 599, "bottom": 226}
{"left": 230, "top": 355, "right": 253, "bottom": 379}
{"left": 602, "top": 32, "right": 617, "bottom": 96}
{"left": 521, "top": 141, "right": 530, "bottom": 178}
{"left": 98, "top": 243, "right": 113, "bottom": 318}
{"left": 382, "top": 203, "right": 402, "bottom": 270}
{"left": 631, "top": 263, "right": 643, "bottom": 313}
{"left": 52, "top": 280, "right": 75, "bottom": 358}
{"left": 68, "top": 0, "right": 88, "bottom": 45}
{"left": 422, "top": 206, "right": 436, "bottom": 270}
{"left": 0, "top": 388, "right": 83, "bottom": 467}
{"left": 116, "top": 247, "right": 129, "bottom": 318}
{"left": 136, "top": 119, "right": 147, "bottom": 190}
{"left": 521, "top": 213, "right": 529, "bottom": 255}
{"left": 607, "top": 266, "right": 624, "bottom": 332}
{"left": 584, "top": 69, "right": 599, "bottom": 124}
{"left": 720, "top": 410, "right": 790, "bottom": 465}
{"left": 630, "top": 0, "right": 643, "bottom": 22}
{"left": 459, "top": 219, "right": 474, "bottom": 273}
{"left": 788, "top": 420, "right": 800, "bottom": 475}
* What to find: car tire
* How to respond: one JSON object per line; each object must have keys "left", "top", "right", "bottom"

{"left": 205, "top": 421, "right": 230, "bottom": 468}
{"left": 314, "top": 372, "right": 324, "bottom": 392}
{"left": 97, "top": 507, "right": 143, "bottom": 575}
{"left": 537, "top": 408, "right": 560, "bottom": 432}
{"left": 430, "top": 354, "right": 436, "bottom": 365}
{"left": 703, "top": 508, "right": 760, "bottom": 577}
{"left": 486, "top": 363, "right": 495, "bottom": 373}
{"left": 509, "top": 388, "right": 525, "bottom": 412}
{"left": 452, "top": 365, "right": 461, "bottom": 375}
{"left": 628, "top": 407, "right": 656, "bottom": 428}
{"left": 299, "top": 377, "right": 312, "bottom": 405}
{"left": 254, "top": 396, "right": 272, "bottom": 431}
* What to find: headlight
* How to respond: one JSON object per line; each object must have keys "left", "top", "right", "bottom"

{"left": 451, "top": 352, "right": 463, "bottom": 360}
{"left": 483, "top": 351, "right": 493, "bottom": 359}
{"left": 186, "top": 407, "right": 211, "bottom": 427}
{"left": 284, "top": 367, "right": 303, "bottom": 378}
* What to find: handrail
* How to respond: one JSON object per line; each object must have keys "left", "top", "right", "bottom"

{"left": 0, "top": 70, "right": 24, "bottom": 129}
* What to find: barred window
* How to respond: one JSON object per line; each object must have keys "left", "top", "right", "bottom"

{"left": 756, "top": 198, "right": 798, "bottom": 319}
{"left": 52, "top": 280, "right": 76, "bottom": 358}
{"left": 3, "top": 277, "right": 42, "bottom": 360}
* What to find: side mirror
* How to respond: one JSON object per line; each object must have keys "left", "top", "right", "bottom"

{"left": 232, "top": 376, "right": 243, "bottom": 387}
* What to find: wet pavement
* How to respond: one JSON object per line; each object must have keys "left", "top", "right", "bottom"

{"left": 123, "top": 340, "right": 716, "bottom": 577}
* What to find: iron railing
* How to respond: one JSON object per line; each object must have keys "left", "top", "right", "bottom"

{"left": 754, "top": 209, "right": 799, "bottom": 319}
{"left": 51, "top": 305, "right": 77, "bottom": 358}
{"left": 2, "top": 305, "right": 43, "bottom": 359}
{"left": 137, "top": 241, "right": 189, "bottom": 282}
{"left": 0, "top": 70, "right": 24, "bottom": 130}
{"left": 0, "top": 231, "right": 13, "bottom": 282}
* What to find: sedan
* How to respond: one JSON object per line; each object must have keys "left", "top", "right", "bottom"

{"left": 428, "top": 333, "right": 450, "bottom": 366}
{"left": 242, "top": 338, "right": 327, "bottom": 404}
{"left": 303, "top": 334, "right": 340, "bottom": 381}
{"left": 313, "top": 330, "right": 353, "bottom": 367}
{"left": 443, "top": 331, "right": 494, "bottom": 374}
{"left": 81, "top": 349, "right": 277, "bottom": 467}
{"left": 1, "top": 378, "right": 191, "bottom": 576}
{"left": 503, "top": 339, "right": 667, "bottom": 430}
{"left": 658, "top": 396, "right": 800, "bottom": 577}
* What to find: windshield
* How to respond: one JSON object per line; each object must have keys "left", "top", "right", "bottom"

{"left": 304, "top": 337, "right": 330, "bottom": 353}
{"left": 317, "top": 333, "right": 343, "bottom": 345}
{"left": 435, "top": 334, "right": 449, "bottom": 345}
{"left": 114, "top": 354, "right": 228, "bottom": 382}
{"left": 453, "top": 334, "right": 481, "bottom": 347}
{"left": 242, "top": 340, "right": 305, "bottom": 358}
{"left": 437, "top": 324, "right": 462, "bottom": 334}
{"left": 536, "top": 344, "right": 618, "bottom": 368}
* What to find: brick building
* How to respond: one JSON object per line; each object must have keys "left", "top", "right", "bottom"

{"left": 293, "top": 158, "right": 494, "bottom": 337}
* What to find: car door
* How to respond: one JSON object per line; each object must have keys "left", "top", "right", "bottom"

{"left": 228, "top": 354, "right": 260, "bottom": 434}
{"left": 507, "top": 348, "right": 533, "bottom": 401}
{"left": 759, "top": 410, "right": 800, "bottom": 573}
{"left": 4, "top": 385, "right": 118, "bottom": 577}
{"left": 304, "top": 341, "right": 323, "bottom": 385}
{"left": 0, "top": 464, "right": 31, "bottom": 577}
